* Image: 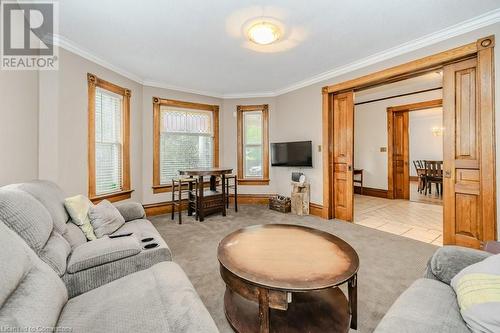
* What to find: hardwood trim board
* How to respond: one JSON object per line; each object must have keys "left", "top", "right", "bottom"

{"left": 409, "top": 176, "right": 419, "bottom": 182}
{"left": 354, "top": 186, "right": 389, "bottom": 199}
{"left": 309, "top": 203, "right": 324, "bottom": 217}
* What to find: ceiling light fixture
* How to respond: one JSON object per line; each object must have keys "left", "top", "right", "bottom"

{"left": 248, "top": 22, "right": 281, "bottom": 45}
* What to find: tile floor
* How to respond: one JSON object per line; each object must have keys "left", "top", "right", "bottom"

{"left": 354, "top": 194, "right": 443, "bottom": 245}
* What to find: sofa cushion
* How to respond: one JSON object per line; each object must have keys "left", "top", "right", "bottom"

{"left": 0, "top": 188, "right": 53, "bottom": 252}
{"left": 451, "top": 254, "right": 500, "bottom": 333}
{"left": 64, "top": 222, "right": 88, "bottom": 248}
{"left": 89, "top": 200, "right": 125, "bottom": 238}
{"left": 67, "top": 236, "right": 141, "bottom": 274}
{"left": 7, "top": 180, "right": 69, "bottom": 235}
{"left": 39, "top": 231, "right": 71, "bottom": 276}
{"left": 58, "top": 262, "right": 218, "bottom": 333}
{"left": 115, "top": 201, "right": 146, "bottom": 222}
{"left": 427, "top": 246, "right": 492, "bottom": 285}
{"left": 65, "top": 195, "right": 97, "bottom": 240}
{"left": 0, "top": 221, "right": 68, "bottom": 330}
{"left": 63, "top": 219, "right": 172, "bottom": 297}
{"left": 374, "top": 278, "right": 469, "bottom": 333}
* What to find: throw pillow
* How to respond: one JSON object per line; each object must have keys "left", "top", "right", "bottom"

{"left": 64, "top": 195, "right": 97, "bottom": 241}
{"left": 451, "top": 253, "right": 500, "bottom": 333}
{"left": 88, "top": 200, "right": 125, "bottom": 238}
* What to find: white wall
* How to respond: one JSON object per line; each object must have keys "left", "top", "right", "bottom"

{"left": 354, "top": 90, "right": 442, "bottom": 190}
{"left": 0, "top": 71, "right": 39, "bottom": 186}
{"left": 38, "top": 48, "right": 144, "bottom": 201}
{"left": 409, "top": 108, "right": 443, "bottom": 176}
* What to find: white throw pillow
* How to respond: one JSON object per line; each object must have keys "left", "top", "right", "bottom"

{"left": 88, "top": 200, "right": 125, "bottom": 238}
{"left": 64, "top": 195, "right": 97, "bottom": 240}
{"left": 451, "top": 253, "right": 500, "bottom": 333}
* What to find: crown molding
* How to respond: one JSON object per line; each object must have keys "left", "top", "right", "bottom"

{"left": 272, "top": 7, "right": 500, "bottom": 96}
{"left": 53, "top": 8, "right": 500, "bottom": 100}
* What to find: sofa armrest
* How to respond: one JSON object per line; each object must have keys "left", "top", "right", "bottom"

{"left": 67, "top": 236, "right": 141, "bottom": 273}
{"left": 115, "top": 202, "right": 146, "bottom": 222}
{"left": 425, "top": 245, "right": 492, "bottom": 285}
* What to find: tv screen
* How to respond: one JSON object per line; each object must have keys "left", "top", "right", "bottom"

{"left": 271, "top": 141, "right": 312, "bottom": 167}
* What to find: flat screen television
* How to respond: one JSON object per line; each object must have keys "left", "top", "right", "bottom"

{"left": 271, "top": 141, "right": 312, "bottom": 167}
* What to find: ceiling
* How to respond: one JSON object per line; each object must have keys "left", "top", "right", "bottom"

{"left": 58, "top": 0, "right": 500, "bottom": 97}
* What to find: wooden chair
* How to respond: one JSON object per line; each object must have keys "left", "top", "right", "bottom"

{"left": 171, "top": 177, "right": 198, "bottom": 224}
{"left": 413, "top": 160, "right": 426, "bottom": 193}
{"left": 225, "top": 175, "right": 238, "bottom": 212}
{"left": 424, "top": 161, "right": 443, "bottom": 197}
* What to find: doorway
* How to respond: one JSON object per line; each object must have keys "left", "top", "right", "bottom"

{"left": 322, "top": 36, "right": 497, "bottom": 249}
{"left": 387, "top": 99, "right": 443, "bottom": 204}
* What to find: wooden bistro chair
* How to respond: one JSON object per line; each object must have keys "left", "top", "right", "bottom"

{"left": 413, "top": 160, "right": 426, "bottom": 193}
{"left": 225, "top": 175, "right": 238, "bottom": 212}
{"left": 424, "top": 161, "right": 443, "bottom": 197}
{"left": 171, "top": 177, "right": 198, "bottom": 224}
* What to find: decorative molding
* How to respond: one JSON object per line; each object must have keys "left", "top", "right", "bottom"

{"left": 309, "top": 203, "right": 323, "bottom": 217}
{"left": 53, "top": 9, "right": 500, "bottom": 98}
{"left": 354, "top": 186, "right": 388, "bottom": 199}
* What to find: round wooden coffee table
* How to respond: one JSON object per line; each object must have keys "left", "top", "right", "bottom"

{"left": 218, "top": 224, "right": 359, "bottom": 333}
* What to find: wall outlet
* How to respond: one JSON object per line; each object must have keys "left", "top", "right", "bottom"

{"left": 380, "top": 147, "right": 387, "bottom": 152}
{"left": 318, "top": 145, "right": 322, "bottom": 152}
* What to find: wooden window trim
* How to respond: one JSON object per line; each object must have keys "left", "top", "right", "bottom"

{"left": 87, "top": 73, "right": 132, "bottom": 203}
{"left": 152, "top": 97, "right": 220, "bottom": 193}
{"left": 237, "top": 104, "right": 270, "bottom": 185}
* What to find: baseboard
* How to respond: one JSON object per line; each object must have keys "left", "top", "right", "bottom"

{"left": 309, "top": 203, "right": 323, "bottom": 217}
{"left": 144, "top": 194, "right": 325, "bottom": 218}
{"left": 409, "top": 176, "right": 419, "bottom": 182}
{"left": 354, "top": 186, "right": 388, "bottom": 198}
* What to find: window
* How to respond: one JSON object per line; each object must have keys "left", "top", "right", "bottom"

{"left": 87, "top": 73, "right": 132, "bottom": 202}
{"left": 237, "top": 104, "right": 269, "bottom": 185}
{"left": 153, "top": 98, "right": 219, "bottom": 193}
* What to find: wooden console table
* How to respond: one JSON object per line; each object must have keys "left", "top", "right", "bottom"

{"left": 179, "top": 167, "right": 233, "bottom": 222}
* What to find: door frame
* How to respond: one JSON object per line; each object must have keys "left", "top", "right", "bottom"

{"left": 387, "top": 99, "right": 443, "bottom": 199}
{"left": 322, "top": 36, "right": 495, "bottom": 236}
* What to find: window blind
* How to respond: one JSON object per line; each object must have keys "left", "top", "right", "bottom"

{"left": 243, "top": 111, "right": 263, "bottom": 178}
{"left": 160, "top": 106, "right": 214, "bottom": 184}
{"left": 95, "top": 87, "right": 123, "bottom": 195}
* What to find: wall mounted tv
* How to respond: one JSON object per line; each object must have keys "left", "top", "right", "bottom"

{"left": 270, "top": 141, "right": 312, "bottom": 167}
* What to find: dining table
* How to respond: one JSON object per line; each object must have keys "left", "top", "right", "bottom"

{"left": 179, "top": 167, "right": 233, "bottom": 222}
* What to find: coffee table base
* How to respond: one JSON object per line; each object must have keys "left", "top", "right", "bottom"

{"left": 224, "top": 287, "right": 350, "bottom": 333}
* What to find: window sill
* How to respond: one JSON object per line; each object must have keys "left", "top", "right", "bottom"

{"left": 90, "top": 189, "right": 134, "bottom": 203}
{"left": 237, "top": 179, "right": 270, "bottom": 186}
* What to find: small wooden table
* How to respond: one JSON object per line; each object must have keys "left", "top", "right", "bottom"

{"left": 179, "top": 167, "right": 233, "bottom": 222}
{"left": 218, "top": 224, "right": 359, "bottom": 333}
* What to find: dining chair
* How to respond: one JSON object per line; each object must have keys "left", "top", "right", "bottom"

{"left": 413, "top": 161, "right": 426, "bottom": 193}
{"left": 424, "top": 161, "right": 443, "bottom": 197}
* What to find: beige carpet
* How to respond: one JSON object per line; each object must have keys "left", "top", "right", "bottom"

{"left": 150, "top": 205, "right": 437, "bottom": 333}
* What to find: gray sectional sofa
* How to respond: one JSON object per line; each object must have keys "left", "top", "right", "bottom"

{"left": 0, "top": 180, "right": 218, "bottom": 333}
{"left": 375, "top": 245, "right": 494, "bottom": 333}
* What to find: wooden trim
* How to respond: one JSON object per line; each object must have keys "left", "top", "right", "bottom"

{"left": 387, "top": 99, "right": 443, "bottom": 112}
{"left": 237, "top": 104, "right": 270, "bottom": 185}
{"left": 87, "top": 73, "right": 132, "bottom": 202}
{"left": 409, "top": 176, "right": 419, "bottom": 182}
{"left": 90, "top": 190, "right": 134, "bottom": 204}
{"left": 322, "top": 88, "right": 333, "bottom": 219}
{"left": 355, "top": 87, "right": 442, "bottom": 106}
{"left": 152, "top": 97, "right": 220, "bottom": 189}
{"left": 477, "top": 38, "right": 497, "bottom": 241}
{"left": 322, "top": 36, "right": 494, "bottom": 221}
{"left": 309, "top": 203, "right": 323, "bottom": 217}
{"left": 354, "top": 186, "right": 388, "bottom": 199}
{"left": 144, "top": 200, "right": 189, "bottom": 217}
{"left": 324, "top": 40, "right": 480, "bottom": 93}
{"left": 237, "top": 179, "right": 270, "bottom": 185}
